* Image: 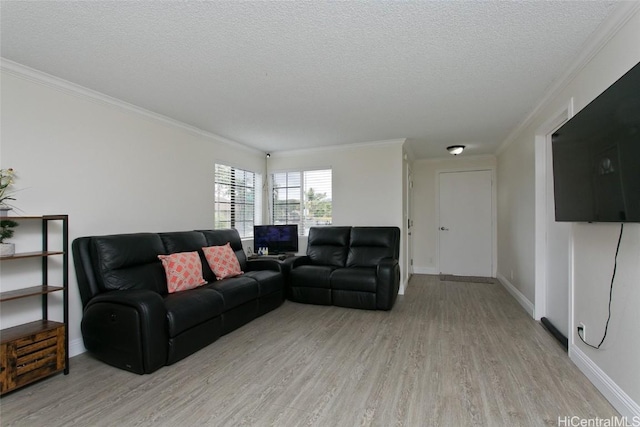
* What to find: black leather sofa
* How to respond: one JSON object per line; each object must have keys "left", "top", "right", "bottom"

{"left": 285, "top": 226, "right": 400, "bottom": 310}
{"left": 73, "top": 229, "right": 284, "bottom": 374}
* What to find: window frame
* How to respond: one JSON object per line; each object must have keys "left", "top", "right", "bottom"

{"left": 270, "top": 168, "right": 332, "bottom": 235}
{"left": 214, "top": 163, "right": 260, "bottom": 238}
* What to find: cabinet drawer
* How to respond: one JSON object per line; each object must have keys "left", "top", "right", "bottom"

{"left": 1, "top": 323, "right": 65, "bottom": 394}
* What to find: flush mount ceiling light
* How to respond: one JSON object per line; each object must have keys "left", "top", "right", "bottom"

{"left": 447, "top": 145, "right": 465, "bottom": 155}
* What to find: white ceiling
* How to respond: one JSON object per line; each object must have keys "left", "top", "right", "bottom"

{"left": 0, "top": 1, "right": 619, "bottom": 159}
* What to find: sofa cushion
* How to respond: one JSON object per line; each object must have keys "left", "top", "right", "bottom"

{"left": 160, "top": 231, "right": 208, "bottom": 253}
{"left": 91, "top": 233, "right": 168, "bottom": 294}
{"left": 203, "top": 243, "right": 243, "bottom": 280}
{"left": 205, "top": 275, "right": 259, "bottom": 310}
{"left": 306, "top": 227, "right": 351, "bottom": 267}
{"left": 158, "top": 252, "right": 206, "bottom": 293}
{"left": 330, "top": 267, "right": 377, "bottom": 292}
{"left": 243, "top": 270, "right": 283, "bottom": 296}
{"left": 290, "top": 265, "right": 335, "bottom": 289}
{"left": 164, "top": 288, "right": 224, "bottom": 337}
{"left": 159, "top": 231, "right": 215, "bottom": 282}
{"left": 199, "top": 229, "right": 248, "bottom": 271}
{"left": 346, "top": 227, "right": 400, "bottom": 267}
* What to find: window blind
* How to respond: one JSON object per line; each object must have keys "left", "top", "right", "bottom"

{"left": 215, "top": 164, "right": 258, "bottom": 238}
{"left": 271, "top": 169, "right": 332, "bottom": 235}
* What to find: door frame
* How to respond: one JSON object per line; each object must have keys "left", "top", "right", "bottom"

{"left": 534, "top": 99, "right": 574, "bottom": 342}
{"left": 405, "top": 162, "right": 414, "bottom": 281}
{"left": 435, "top": 166, "right": 497, "bottom": 277}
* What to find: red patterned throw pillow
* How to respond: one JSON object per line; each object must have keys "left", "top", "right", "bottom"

{"left": 202, "top": 242, "right": 243, "bottom": 280}
{"left": 158, "top": 251, "right": 206, "bottom": 293}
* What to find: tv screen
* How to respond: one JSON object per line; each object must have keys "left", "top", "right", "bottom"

{"left": 552, "top": 61, "right": 640, "bottom": 223}
{"left": 253, "top": 224, "right": 299, "bottom": 254}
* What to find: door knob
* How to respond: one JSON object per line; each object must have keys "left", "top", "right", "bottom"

{"left": 440, "top": 227, "right": 449, "bottom": 231}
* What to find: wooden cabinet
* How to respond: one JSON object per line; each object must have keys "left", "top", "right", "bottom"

{"left": 0, "top": 215, "right": 69, "bottom": 395}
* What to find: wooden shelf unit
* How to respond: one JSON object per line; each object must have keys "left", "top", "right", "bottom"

{"left": 0, "top": 215, "right": 69, "bottom": 395}
{"left": 0, "top": 286, "right": 66, "bottom": 302}
{"left": 1, "top": 251, "right": 65, "bottom": 260}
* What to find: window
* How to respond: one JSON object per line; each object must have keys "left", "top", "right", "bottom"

{"left": 215, "top": 164, "right": 258, "bottom": 238}
{"left": 271, "top": 169, "right": 332, "bottom": 235}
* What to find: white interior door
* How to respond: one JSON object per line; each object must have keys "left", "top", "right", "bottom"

{"left": 439, "top": 170, "right": 493, "bottom": 277}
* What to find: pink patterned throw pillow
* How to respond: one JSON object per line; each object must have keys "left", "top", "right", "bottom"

{"left": 158, "top": 251, "right": 206, "bottom": 293}
{"left": 202, "top": 242, "right": 243, "bottom": 280}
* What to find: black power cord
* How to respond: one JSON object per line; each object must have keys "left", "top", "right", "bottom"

{"left": 577, "top": 223, "right": 624, "bottom": 349}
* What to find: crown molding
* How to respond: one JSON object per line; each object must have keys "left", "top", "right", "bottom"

{"left": 415, "top": 154, "right": 497, "bottom": 164}
{"left": 0, "top": 58, "right": 263, "bottom": 155}
{"left": 271, "top": 138, "right": 406, "bottom": 158}
{"left": 496, "top": 1, "right": 640, "bottom": 156}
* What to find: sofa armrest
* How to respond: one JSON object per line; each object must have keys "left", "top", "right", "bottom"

{"left": 82, "top": 289, "right": 168, "bottom": 374}
{"left": 284, "top": 255, "right": 311, "bottom": 270}
{"left": 246, "top": 258, "right": 282, "bottom": 272}
{"left": 376, "top": 258, "right": 400, "bottom": 310}
{"left": 277, "top": 256, "right": 309, "bottom": 298}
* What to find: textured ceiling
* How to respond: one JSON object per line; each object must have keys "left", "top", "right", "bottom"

{"left": 0, "top": 1, "right": 618, "bottom": 158}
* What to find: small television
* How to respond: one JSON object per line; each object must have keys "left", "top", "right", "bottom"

{"left": 253, "top": 224, "right": 299, "bottom": 254}
{"left": 552, "top": 61, "right": 640, "bottom": 223}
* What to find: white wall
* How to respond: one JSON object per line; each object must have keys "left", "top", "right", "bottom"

{"left": 267, "top": 141, "right": 404, "bottom": 227}
{"left": 496, "top": 136, "right": 536, "bottom": 303}
{"left": 496, "top": 5, "right": 640, "bottom": 416}
{"left": 267, "top": 141, "right": 406, "bottom": 289}
{"left": 412, "top": 155, "right": 497, "bottom": 275}
{"left": 0, "top": 66, "right": 266, "bottom": 355}
{"left": 572, "top": 223, "right": 640, "bottom": 409}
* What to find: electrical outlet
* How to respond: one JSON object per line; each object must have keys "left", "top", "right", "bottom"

{"left": 578, "top": 322, "right": 586, "bottom": 340}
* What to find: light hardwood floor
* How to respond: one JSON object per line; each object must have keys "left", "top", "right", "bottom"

{"left": 1, "top": 275, "right": 617, "bottom": 426}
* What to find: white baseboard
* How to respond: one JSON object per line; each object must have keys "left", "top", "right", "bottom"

{"left": 570, "top": 345, "right": 640, "bottom": 419}
{"left": 496, "top": 273, "right": 535, "bottom": 318}
{"left": 413, "top": 266, "right": 438, "bottom": 275}
{"left": 69, "top": 338, "right": 86, "bottom": 358}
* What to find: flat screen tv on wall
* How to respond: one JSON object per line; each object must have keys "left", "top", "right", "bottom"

{"left": 253, "top": 224, "right": 299, "bottom": 254}
{"left": 552, "top": 61, "right": 640, "bottom": 223}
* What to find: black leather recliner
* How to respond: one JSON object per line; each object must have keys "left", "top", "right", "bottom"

{"left": 285, "top": 226, "right": 401, "bottom": 310}
{"left": 73, "top": 229, "right": 284, "bottom": 374}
